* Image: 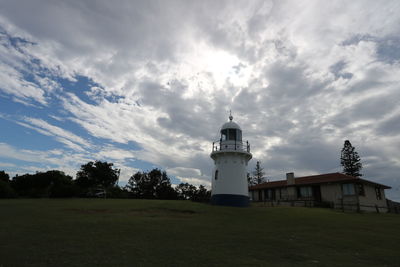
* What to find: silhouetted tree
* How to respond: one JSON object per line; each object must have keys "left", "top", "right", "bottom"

{"left": 192, "top": 185, "right": 211, "bottom": 202}
{"left": 126, "top": 171, "right": 147, "bottom": 197}
{"left": 247, "top": 172, "right": 255, "bottom": 187}
{"left": 0, "top": 170, "right": 16, "bottom": 198}
{"left": 0, "top": 170, "right": 10, "bottom": 183}
{"left": 175, "top": 183, "right": 197, "bottom": 200}
{"left": 46, "top": 171, "right": 75, "bottom": 198}
{"left": 75, "top": 161, "right": 120, "bottom": 196}
{"left": 341, "top": 140, "right": 362, "bottom": 177}
{"left": 11, "top": 170, "right": 74, "bottom": 197}
{"left": 11, "top": 174, "right": 34, "bottom": 197}
{"left": 106, "top": 185, "right": 130, "bottom": 198}
{"left": 251, "top": 161, "right": 265, "bottom": 185}
{"left": 155, "top": 171, "right": 178, "bottom": 199}
{"left": 126, "top": 169, "right": 176, "bottom": 199}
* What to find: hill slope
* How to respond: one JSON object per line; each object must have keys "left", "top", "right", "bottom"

{"left": 1, "top": 199, "right": 399, "bottom": 266}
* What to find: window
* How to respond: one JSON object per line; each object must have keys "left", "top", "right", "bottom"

{"left": 375, "top": 187, "right": 382, "bottom": 200}
{"left": 342, "top": 183, "right": 355, "bottom": 195}
{"left": 222, "top": 129, "right": 242, "bottom": 141}
{"left": 299, "top": 186, "right": 312, "bottom": 197}
{"left": 214, "top": 170, "right": 219, "bottom": 180}
{"left": 237, "top": 130, "right": 242, "bottom": 141}
{"left": 221, "top": 129, "right": 227, "bottom": 141}
{"left": 357, "top": 184, "right": 365, "bottom": 196}
{"left": 280, "top": 188, "right": 288, "bottom": 199}
{"left": 228, "top": 129, "right": 237, "bottom": 140}
{"left": 264, "top": 189, "right": 275, "bottom": 200}
{"left": 265, "top": 189, "right": 271, "bottom": 199}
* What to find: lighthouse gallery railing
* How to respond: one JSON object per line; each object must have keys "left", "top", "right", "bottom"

{"left": 212, "top": 140, "right": 250, "bottom": 153}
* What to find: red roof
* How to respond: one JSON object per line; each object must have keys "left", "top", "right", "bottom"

{"left": 249, "top": 172, "right": 391, "bottom": 190}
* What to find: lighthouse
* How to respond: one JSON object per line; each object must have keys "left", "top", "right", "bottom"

{"left": 210, "top": 113, "right": 252, "bottom": 207}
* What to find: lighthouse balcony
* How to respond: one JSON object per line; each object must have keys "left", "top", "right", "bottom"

{"left": 212, "top": 140, "right": 251, "bottom": 153}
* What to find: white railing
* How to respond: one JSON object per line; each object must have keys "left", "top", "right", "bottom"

{"left": 212, "top": 140, "right": 250, "bottom": 152}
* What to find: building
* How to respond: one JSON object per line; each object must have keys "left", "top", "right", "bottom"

{"left": 210, "top": 113, "right": 252, "bottom": 207}
{"left": 249, "top": 172, "right": 391, "bottom": 212}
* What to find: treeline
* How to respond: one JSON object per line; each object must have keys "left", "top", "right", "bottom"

{"left": 0, "top": 161, "right": 210, "bottom": 202}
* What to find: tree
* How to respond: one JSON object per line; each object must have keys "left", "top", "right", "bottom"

{"left": 155, "top": 171, "right": 177, "bottom": 199}
{"left": 192, "top": 185, "right": 211, "bottom": 202}
{"left": 126, "top": 169, "right": 177, "bottom": 199}
{"left": 251, "top": 161, "right": 266, "bottom": 185}
{"left": 341, "top": 140, "right": 362, "bottom": 177}
{"left": 0, "top": 170, "right": 16, "bottom": 198}
{"left": 247, "top": 172, "right": 256, "bottom": 187}
{"left": 0, "top": 170, "right": 10, "bottom": 183}
{"left": 75, "top": 161, "right": 120, "bottom": 196}
{"left": 175, "top": 183, "right": 197, "bottom": 200}
{"left": 126, "top": 171, "right": 148, "bottom": 198}
{"left": 106, "top": 185, "right": 130, "bottom": 198}
{"left": 11, "top": 170, "right": 74, "bottom": 198}
{"left": 46, "top": 170, "right": 75, "bottom": 198}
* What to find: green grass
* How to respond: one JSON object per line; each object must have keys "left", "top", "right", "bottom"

{"left": 1, "top": 199, "right": 399, "bottom": 267}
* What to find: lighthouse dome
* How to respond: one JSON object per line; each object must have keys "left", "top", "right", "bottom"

{"left": 219, "top": 113, "right": 242, "bottom": 142}
{"left": 221, "top": 121, "right": 241, "bottom": 131}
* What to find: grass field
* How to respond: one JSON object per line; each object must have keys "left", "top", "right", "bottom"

{"left": 1, "top": 199, "right": 399, "bottom": 267}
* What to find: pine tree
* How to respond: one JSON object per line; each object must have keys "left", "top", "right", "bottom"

{"left": 340, "top": 140, "right": 362, "bottom": 177}
{"left": 252, "top": 161, "right": 266, "bottom": 184}
{"left": 247, "top": 173, "right": 254, "bottom": 187}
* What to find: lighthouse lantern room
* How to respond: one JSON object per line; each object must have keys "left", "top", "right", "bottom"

{"left": 210, "top": 113, "right": 252, "bottom": 207}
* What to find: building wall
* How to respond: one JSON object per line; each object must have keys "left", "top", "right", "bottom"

{"left": 251, "top": 188, "right": 289, "bottom": 202}
{"left": 250, "top": 182, "right": 389, "bottom": 213}
{"left": 250, "top": 189, "right": 264, "bottom": 202}
{"left": 279, "top": 188, "right": 288, "bottom": 200}
{"left": 286, "top": 186, "right": 296, "bottom": 200}
{"left": 358, "top": 184, "right": 388, "bottom": 212}
{"left": 317, "top": 183, "right": 388, "bottom": 212}
{"left": 320, "top": 183, "right": 342, "bottom": 203}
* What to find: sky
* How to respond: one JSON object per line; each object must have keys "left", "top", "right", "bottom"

{"left": 0, "top": 0, "right": 399, "bottom": 200}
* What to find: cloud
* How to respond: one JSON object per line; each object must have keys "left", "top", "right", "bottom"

{"left": 0, "top": 62, "right": 47, "bottom": 105}
{"left": 167, "top": 167, "right": 210, "bottom": 187}
{"left": 24, "top": 117, "right": 90, "bottom": 147}
{"left": 0, "top": 142, "right": 88, "bottom": 170}
{"left": 0, "top": 0, "right": 400, "bottom": 200}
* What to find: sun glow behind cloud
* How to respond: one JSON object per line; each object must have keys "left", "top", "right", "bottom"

{"left": 192, "top": 45, "right": 252, "bottom": 88}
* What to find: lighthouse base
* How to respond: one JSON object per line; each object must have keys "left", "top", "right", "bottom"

{"left": 211, "top": 194, "right": 249, "bottom": 207}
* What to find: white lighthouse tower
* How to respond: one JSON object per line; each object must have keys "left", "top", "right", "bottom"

{"left": 210, "top": 113, "right": 252, "bottom": 207}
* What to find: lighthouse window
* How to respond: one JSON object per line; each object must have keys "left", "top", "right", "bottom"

{"left": 215, "top": 170, "right": 219, "bottom": 180}
{"left": 221, "top": 129, "right": 227, "bottom": 141}
{"left": 237, "top": 130, "right": 242, "bottom": 141}
{"left": 228, "top": 129, "right": 237, "bottom": 140}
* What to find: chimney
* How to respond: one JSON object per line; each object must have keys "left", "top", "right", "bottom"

{"left": 286, "top": 172, "right": 295, "bottom": 185}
